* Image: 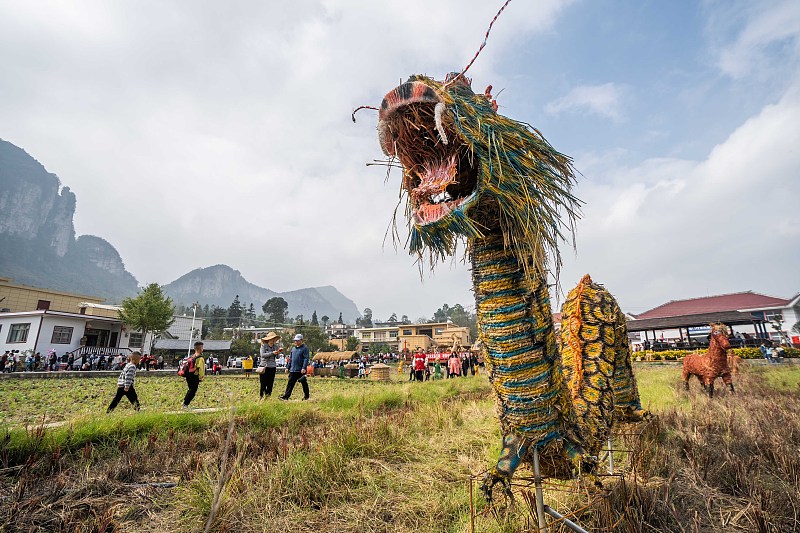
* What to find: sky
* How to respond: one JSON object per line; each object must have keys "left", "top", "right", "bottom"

{"left": 1, "top": 0, "right": 798, "bottom": 321}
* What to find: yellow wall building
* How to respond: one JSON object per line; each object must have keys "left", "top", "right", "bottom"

{"left": 0, "top": 277, "right": 105, "bottom": 314}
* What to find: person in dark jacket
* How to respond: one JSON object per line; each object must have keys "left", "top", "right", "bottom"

{"left": 279, "top": 334, "right": 310, "bottom": 401}
{"left": 258, "top": 332, "right": 282, "bottom": 398}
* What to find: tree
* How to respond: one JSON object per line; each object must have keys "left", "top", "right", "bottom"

{"left": 338, "top": 312, "right": 343, "bottom": 324}
{"left": 357, "top": 307, "right": 373, "bottom": 328}
{"left": 345, "top": 336, "right": 360, "bottom": 351}
{"left": 311, "top": 310, "right": 319, "bottom": 326}
{"left": 793, "top": 321, "right": 800, "bottom": 334}
{"left": 244, "top": 303, "right": 257, "bottom": 326}
{"left": 227, "top": 295, "right": 244, "bottom": 327}
{"left": 401, "top": 314, "right": 410, "bottom": 324}
{"left": 284, "top": 324, "right": 330, "bottom": 353}
{"left": 388, "top": 313, "right": 398, "bottom": 323}
{"left": 262, "top": 297, "right": 288, "bottom": 326}
{"left": 118, "top": 283, "right": 175, "bottom": 354}
{"left": 295, "top": 314, "right": 304, "bottom": 326}
{"left": 433, "top": 303, "right": 451, "bottom": 323}
{"left": 230, "top": 335, "right": 257, "bottom": 358}
{"left": 321, "top": 315, "right": 330, "bottom": 327}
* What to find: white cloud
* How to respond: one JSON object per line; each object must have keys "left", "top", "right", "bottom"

{"left": 559, "top": 82, "right": 800, "bottom": 313}
{"left": 0, "top": 0, "right": 573, "bottom": 320}
{"left": 715, "top": 0, "right": 800, "bottom": 79}
{"left": 544, "top": 83, "right": 624, "bottom": 121}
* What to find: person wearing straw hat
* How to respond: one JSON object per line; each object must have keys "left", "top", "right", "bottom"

{"left": 257, "top": 331, "right": 282, "bottom": 398}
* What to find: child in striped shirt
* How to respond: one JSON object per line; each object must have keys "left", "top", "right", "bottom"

{"left": 107, "top": 351, "right": 142, "bottom": 413}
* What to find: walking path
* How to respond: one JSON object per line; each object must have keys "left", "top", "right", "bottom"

{"left": 16, "top": 406, "right": 228, "bottom": 430}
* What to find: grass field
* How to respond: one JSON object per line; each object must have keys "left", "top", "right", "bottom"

{"left": 0, "top": 363, "right": 798, "bottom": 532}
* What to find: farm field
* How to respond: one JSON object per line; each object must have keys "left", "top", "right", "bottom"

{"left": 0, "top": 364, "right": 798, "bottom": 531}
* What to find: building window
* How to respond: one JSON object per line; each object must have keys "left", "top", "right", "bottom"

{"left": 37, "top": 300, "right": 51, "bottom": 311}
{"left": 51, "top": 326, "right": 74, "bottom": 344}
{"left": 402, "top": 329, "right": 412, "bottom": 336}
{"left": 361, "top": 332, "right": 372, "bottom": 339}
{"left": 764, "top": 310, "right": 783, "bottom": 322}
{"left": 435, "top": 328, "right": 444, "bottom": 335}
{"left": 7, "top": 323, "right": 31, "bottom": 343}
{"left": 375, "top": 333, "right": 386, "bottom": 341}
{"left": 129, "top": 332, "right": 144, "bottom": 348}
{"left": 389, "top": 331, "right": 398, "bottom": 338}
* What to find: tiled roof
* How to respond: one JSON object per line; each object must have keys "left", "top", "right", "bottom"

{"left": 636, "top": 291, "right": 792, "bottom": 320}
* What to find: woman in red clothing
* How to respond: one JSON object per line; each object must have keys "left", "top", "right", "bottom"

{"left": 413, "top": 348, "right": 426, "bottom": 382}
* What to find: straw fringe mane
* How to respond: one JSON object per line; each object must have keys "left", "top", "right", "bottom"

{"left": 403, "top": 75, "right": 581, "bottom": 281}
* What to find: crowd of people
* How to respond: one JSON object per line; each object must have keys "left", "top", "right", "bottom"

{"left": 408, "top": 348, "right": 480, "bottom": 381}
{"left": 0, "top": 349, "right": 166, "bottom": 373}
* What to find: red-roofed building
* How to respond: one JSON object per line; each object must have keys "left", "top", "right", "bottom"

{"left": 630, "top": 291, "right": 800, "bottom": 347}
{"left": 635, "top": 292, "right": 793, "bottom": 320}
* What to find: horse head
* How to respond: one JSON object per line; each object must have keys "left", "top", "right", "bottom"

{"left": 709, "top": 323, "right": 731, "bottom": 351}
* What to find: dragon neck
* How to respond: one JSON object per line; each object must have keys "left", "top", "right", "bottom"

{"left": 470, "top": 234, "right": 564, "bottom": 440}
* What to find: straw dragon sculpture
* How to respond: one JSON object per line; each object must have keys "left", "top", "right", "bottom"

{"left": 369, "top": 73, "right": 648, "bottom": 500}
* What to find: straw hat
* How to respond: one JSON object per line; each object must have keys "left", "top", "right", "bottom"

{"left": 262, "top": 332, "right": 280, "bottom": 342}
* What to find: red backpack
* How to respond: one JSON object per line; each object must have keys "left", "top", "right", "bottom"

{"left": 177, "top": 355, "right": 196, "bottom": 377}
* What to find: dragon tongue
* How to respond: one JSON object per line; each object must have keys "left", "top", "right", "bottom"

{"left": 410, "top": 156, "right": 458, "bottom": 204}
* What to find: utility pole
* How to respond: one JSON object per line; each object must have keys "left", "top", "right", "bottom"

{"left": 187, "top": 302, "right": 199, "bottom": 359}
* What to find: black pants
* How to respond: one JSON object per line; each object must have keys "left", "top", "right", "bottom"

{"left": 107, "top": 386, "right": 139, "bottom": 412}
{"left": 282, "top": 371, "right": 309, "bottom": 399}
{"left": 259, "top": 367, "right": 276, "bottom": 397}
{"left": 414, "top": 370, "right": 424, "bottom": 382}
{"left": 184, "top": 374, "right": 200, "bottom": 406}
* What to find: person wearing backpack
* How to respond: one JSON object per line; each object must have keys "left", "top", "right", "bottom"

{"left": 182, "top": 341, "right": 206, "bottom": 410}
{"left": 107, "top": 352, "right": 142, "bottom": 413}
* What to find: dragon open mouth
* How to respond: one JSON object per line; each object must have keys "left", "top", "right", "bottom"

{"left": 378, "top": 81, "right": 478, "bottom": 226}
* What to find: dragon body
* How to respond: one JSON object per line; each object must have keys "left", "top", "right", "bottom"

{"left": 373, "top": 73, "right": 646, "bottom": 496}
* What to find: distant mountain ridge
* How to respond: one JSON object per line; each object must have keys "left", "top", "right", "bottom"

{"left": 0, "top": 138, "right": 139, "bottom": 302}
{"left": 162, "top": 264, "right": 361, "bottom": 324}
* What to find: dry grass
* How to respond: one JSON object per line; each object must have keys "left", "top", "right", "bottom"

{"left": 0, "top": 364, "right": 798, "bottom": 532}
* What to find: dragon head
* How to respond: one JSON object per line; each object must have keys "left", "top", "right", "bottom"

{"left": 377, "top": 73, "right": 581, "bottom": 275}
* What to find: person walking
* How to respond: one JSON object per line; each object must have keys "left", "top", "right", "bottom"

{"left": 107, "top": 352, "right": 142, "bottom": 413}
{"left": 279, "top": 334, "right": 310, "bottom": 401}
{"left": 182, "top": 341, "right": 206, "bottom": 410}
{"left": 258, "top": 332, "right": 282, "bottom": 398}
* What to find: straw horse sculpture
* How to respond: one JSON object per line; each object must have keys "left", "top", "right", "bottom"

{"left": 682, "top": 323, "right": 734, "bottom": 398}
{"left": 368, "top": 72, "right": 648, "bottom": 500}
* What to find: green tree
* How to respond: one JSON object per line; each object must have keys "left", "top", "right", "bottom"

{"left": 295, "top": 314, "right": 304, "bottom": 326}
{"left": 401, "top": 314, "right": 410, "bottom": 324}
{"left": 321, "top": 315, "right": 330, "bottom": 327}
{"left": 227, "top": 295, "right": 243, "bottom": 327}
{"left": 281, "top": 324, "right": 330, "bottom": 353}
{"left": 338, "top": 312, "right": 343, "bottom": 324}
{"left": 357, "top": 307, "right": 373, "bottom": 327}
{"left": 311, "top": 310, "right": 319, "bottom": 326}
{"left": 230, "top": 335, "right": 257, "bottom": 358}
{"left": 262, "top": 297, "right": 288, "bottom": 326}
{"left": 345, "top": 336, "right": 360, "bottom": 351}
{"left": 118, "top": 283, "right": 175, "bottom": 354}
{"left": 388, "top": 313, "right": 398, "bottom": 323}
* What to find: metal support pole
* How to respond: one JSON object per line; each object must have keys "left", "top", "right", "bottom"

{"left": 187, "top": 303, "right": 198, "bottom": 359}
{"left": 543, "top": 505, "right": 590, "bottom": 533}
{"left": 532, "top": 448, "right": 548, "bottom": 532}
{"left": 607, "top": 438, "right": 614, "bottom": 474}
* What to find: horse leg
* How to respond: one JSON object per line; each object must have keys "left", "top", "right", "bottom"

{"left": 708, "top": 380, "right": 714, "bottom": 399}
{"left": 723, "top": 372, "right": 734, "bottom": 393}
